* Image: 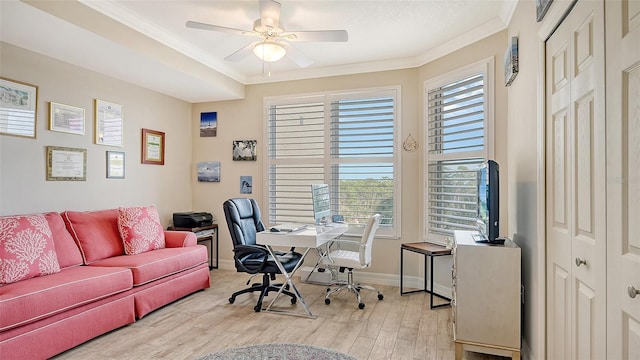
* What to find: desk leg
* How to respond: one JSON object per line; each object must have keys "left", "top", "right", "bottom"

{"left": 213, "top": 228, "right": 219, "bottom": 269}
{"left": 263, "top": 246, "right": 315, "bottom": 318}
{"left": 400, "top": 248, "right": 404, "bottom": 295}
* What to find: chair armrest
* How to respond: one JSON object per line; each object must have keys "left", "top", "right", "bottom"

{"left": 164, "top": 231, "right": 197, "bottom": 248}
{"left": 233, "top": 244, "right": 270, "bottom": 274}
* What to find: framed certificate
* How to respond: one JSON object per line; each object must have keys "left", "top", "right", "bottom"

{"left": 95, "top": 99, "right": 123, "bottom": 147}
{"left": 49, "top": 102, "right": 85, "bottom": 135}
{"left": 106, "top": 151, "right": 125, "bottom": 179}
{"left": 46, "top": 146, "right": 87, "bottom": 181}
{"left": 141, "top": 128, "right": 165, "bottom": 165}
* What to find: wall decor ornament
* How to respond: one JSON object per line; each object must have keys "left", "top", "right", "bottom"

{"left": 0, "top": 77, "right": 38, "bottom": 139}
{"left": 46, "top": 146, "right": 87, "bottom": 181}
{"left": 200, "top": 112, "right": 217, "bottom": 137}
{"left": 141, "top": 128, "right": 165, "bottom": 165}
{"left": 232, "top": 140, "right": 257, "bottom": 161}
{"left": 95, "top": 99, "right": 123, "bottom": 147}
{"left": 504, "top": 36, "right": 519, "bottom": 86}
{"left": 49, "top": 102, "right": 85, "bottom": 135}
{"left": 197, "top": 161, "right": 220, "bottom": 182}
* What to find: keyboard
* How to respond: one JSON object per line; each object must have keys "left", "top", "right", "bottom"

{"left": 273, "top": 223, "right": 307, "bottom": 232}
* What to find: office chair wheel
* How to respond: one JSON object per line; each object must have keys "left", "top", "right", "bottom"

{"left": 254, "top": 304, "right": 262, "bottom": 312}
{"left": 291, "top": 297, "right": 297, "bottom": 304}
{"left": 325, "top": 298, "right": 331, "bottom": 305}
{"left": 378, "top": 294, "right": 384, "bottom": 300}
{"left": 358, "top": 302, "right": 365, "bottom": 309}
{"left": 229, "top": 297, "right": 235, "bottom": 304}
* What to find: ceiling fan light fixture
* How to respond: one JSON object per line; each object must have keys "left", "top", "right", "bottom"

{"left": 253, "top": 41, "right": 286, "bottom": 62}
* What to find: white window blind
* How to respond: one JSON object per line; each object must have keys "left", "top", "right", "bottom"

{"left": 266, "top": 88, "right": 399, "bottom": 237}
{"left": 426, "top": 71, "right": 488, "bottom": 239}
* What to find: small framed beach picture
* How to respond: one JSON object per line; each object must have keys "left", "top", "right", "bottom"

{"left": 197, "top": 161, "right": 220, "bottom": 182}
{"left": 200, "top": 111, "right": 217, "bottom": 137}
{"left": 240, "top": 176, "right": 253, "bottom": 194}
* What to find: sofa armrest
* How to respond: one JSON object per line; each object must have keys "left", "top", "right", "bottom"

{"left": 164, "top": 231, "right": 197, "bottom": 247}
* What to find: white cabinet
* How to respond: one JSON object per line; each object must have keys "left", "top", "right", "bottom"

{"left": 452, "top": 230, "right": 521, "bottom": 360}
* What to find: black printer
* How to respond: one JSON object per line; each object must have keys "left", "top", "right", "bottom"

{"left": 172, "top": 212, "right": 213, "bottom": 228}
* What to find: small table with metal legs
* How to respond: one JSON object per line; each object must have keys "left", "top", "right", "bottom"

{"left": 400, "top": 242, "right": 452, "bottom": 309}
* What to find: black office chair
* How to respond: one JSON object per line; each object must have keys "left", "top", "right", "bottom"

{"left": 223, "top": 198, "right": 302, "bottom": 312}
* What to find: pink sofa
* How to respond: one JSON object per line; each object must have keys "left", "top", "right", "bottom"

{"left": 0, "top": 209, "right": 210, "bottom": 359}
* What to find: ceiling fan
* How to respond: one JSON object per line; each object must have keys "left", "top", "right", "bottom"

{"left": 186, "top": 0, "right": 348, "bottom": 67}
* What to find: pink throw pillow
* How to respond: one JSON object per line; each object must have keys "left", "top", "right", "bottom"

{"left": 117, "top": 206, "right": 165, "bottom": 255}
{"left": 0, "top": 214, "right": 61, "bottom": 285}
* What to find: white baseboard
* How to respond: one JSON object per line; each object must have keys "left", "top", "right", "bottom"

{"left": 215, "top": 259, "right": 453, "bottom": 299}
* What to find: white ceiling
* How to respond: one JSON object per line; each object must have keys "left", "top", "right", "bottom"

{"left": 0, "top": 0, "right": 516, "bottom": 103}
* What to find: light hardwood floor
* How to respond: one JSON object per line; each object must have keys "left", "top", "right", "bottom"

{"left": 53, "top": 269, "right": 507, "bottom": 360}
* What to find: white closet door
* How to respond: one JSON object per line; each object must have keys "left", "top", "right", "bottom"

{"left": 545, "top": 1, "right": 606, "bottom": 359}
{"left": 605, "top": 0, "right": 640, "bottom": 358}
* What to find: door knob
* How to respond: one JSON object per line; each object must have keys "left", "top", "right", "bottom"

{"left": 575, "top": 258, "right": 587, "bottom": 267}
{"left": 628, "top": 285, "right": 640, "bottom": 299}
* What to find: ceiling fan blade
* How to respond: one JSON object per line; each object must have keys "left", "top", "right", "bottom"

{"left": 225, "top": 42, "right": 259, "bottom": 62}
{"left": 281, "top": 43, "right": 313, "bottom": 68}
{"left": 259, "top": 0, "right": 281, "bottom": 30}
{"left": 186, "top": 21, "right": 255, "bottom": 37}
{"left": 281, "top": 30, "right": 348, "bottom": 42}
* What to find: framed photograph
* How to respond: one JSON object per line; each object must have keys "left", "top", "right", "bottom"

{"left": 0, "top": 77, "right": 38, "bottom": 139}
{"left": 106, "top": 151, "right": 125, "bottom": 179}
{"left": 504, "top": 36, "right": 519, "bottom": 86}
{"left": 141, "top": 128, "right": 165, "bottom": 165}
{"left": 95, "top": 99, "right": 123, "bottom": 147}
{"left": 232, "top": 140, "right": 257, "bottom": 161}
{"left": 200, "top": 112, "right": 217, "bottom": 137}
{"left": 536, "top": 0, "right": 553, "bottom": 22}
{"left": 49, "top": 102, "right": 85, "bottom": 135}
{"left": 240, "top": 176, "right": 253, "bottom": 194}
{"left": 197, "top": 161, "right": 220, "bottom": 182}
{"left": 46, "top": 146, "right": 87, "bottom": 181}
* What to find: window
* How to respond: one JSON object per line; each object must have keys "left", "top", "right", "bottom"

{"left": 424, "top": 58, "right": 494, "bottom": 244}
{"left": 265, "top": 87, "right": 400, "bottom": 237}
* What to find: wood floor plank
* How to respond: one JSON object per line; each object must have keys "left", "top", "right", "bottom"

{"left": 51, "top": 269, "right": 508, "bottom": 360}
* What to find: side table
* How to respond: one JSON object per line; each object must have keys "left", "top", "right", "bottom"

{"left": 167, "top": 224, "right": 218, "bottom": 270}
{"left": 400, "top": 242, "right": 452, "bottom": 309}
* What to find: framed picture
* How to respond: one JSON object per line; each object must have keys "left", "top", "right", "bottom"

{"left": 95, "top": 99, "right": 123, "bottom": 147}
{"left": 197, "top": 161, "right": 220, "bottom": 182}
{"left": 46, "top": 146, "right": 87, "bottom": 181}
{"left": 106, "top": 151, "right": 125, "bottom": 179}
{"left": 240, "top": 176, "right": 253, "bottom": 194}
{"left": 141, "top": 128, "right": 165, "bottom": 165}
{"left": 200, "top": 112, "right": 217, "bottom": 137}
{"left": 504, "top": 36, "right": 519, "bottom": 86}
{"left": 232, "top": 140, "right": 257, "bottom": 161}
{"left": 536, "top": 0, "right": 553, "bottom": 22}
{"left": 0, "top": 77, "right": 38, "bottom": 139}
{"left": 49, "top": 102, "right": 85, "bottom": 135}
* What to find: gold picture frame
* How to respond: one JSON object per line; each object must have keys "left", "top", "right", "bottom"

{"left": 0, "top": 77, "right": 38, "bottom": 139}
{"left": 141, "top": 128, "right": 165, "bottom": 165}
{"left": 46, "top": 146, "right": 87, "bottom": 181}
{"left": 95, "top": 99, "right": 123, "bottom": 147}
{"left": 49, "top": 102, "right": 85, "bottom": 135}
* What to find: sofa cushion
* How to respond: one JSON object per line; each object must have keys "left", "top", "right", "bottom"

{"left": 88, "top": 245, "right": 207, "bottom": 286}
{"left": 0, "top": 265, "right": 132, "bottom": 332}
{"left": 44, "top": 212, "right": 83, "bottom": 269}
{"left": 0, "top": 214, "right": 61, "bottom": 285}
{"left": 62, "top": 209, "right": 124, "bottom": 264}
{"left": 117, "top": 205, "right": 165, "bottom": 255}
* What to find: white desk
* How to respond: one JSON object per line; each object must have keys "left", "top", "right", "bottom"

{"left": 256, "top": 223, "right": 348, "bottom": 318}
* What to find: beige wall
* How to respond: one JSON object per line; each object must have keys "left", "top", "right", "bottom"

{"left": 0, "top": 42, "right": 193, "bottom": 224}
{"left": 192, "top": 30, "right": 508, "bottom": 285}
